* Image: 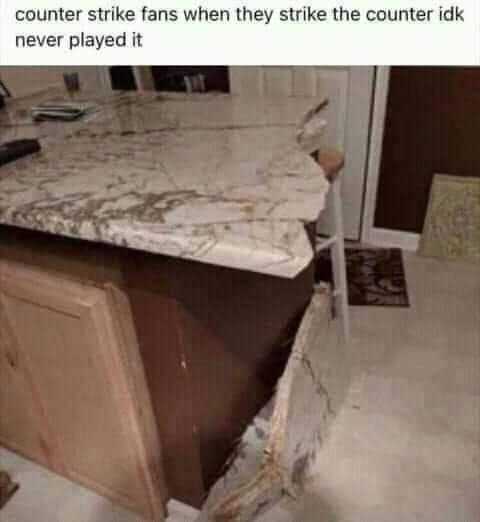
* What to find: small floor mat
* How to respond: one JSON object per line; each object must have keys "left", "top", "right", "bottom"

{"left": 419, "top": 174, "right": 480, "bottom": 263}
{"left": 315, "top": 247, "right": 410, "bottom": 306}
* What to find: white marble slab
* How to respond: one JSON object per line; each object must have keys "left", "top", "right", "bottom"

{"left": 0, "top": 92, "right": 329, "bottom": 278}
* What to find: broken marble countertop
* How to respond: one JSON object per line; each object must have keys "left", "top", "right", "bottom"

{"left": 0, "top": 91, "right": 329, "bottom": 278}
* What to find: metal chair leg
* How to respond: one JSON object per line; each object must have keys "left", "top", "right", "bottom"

{"left": 330, "top": 178, "right": 350, "bottom": 342}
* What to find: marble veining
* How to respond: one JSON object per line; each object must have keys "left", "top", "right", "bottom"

{"left": 0, "top": 91, "right": 329, "bottom": 278}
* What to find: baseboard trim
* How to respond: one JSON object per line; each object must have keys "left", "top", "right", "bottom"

{"left": 366, "top": 228, "right": 420, "bottom": 251}
{"left": 166, "top": 499, "right": 200, "bottom": 521}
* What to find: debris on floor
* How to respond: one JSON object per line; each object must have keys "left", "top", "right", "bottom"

{"left": 198, "top": 285, "right": 349, "bottom": 521}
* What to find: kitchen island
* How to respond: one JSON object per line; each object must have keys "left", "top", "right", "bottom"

{"left": 0, "top": 90, "right": 331, "bottom": 519}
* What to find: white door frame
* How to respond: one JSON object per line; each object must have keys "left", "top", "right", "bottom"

{"left": 361, "top": 66, "right": 420, "bottom": 250}
{"left": 342, "top": 66, "right": 375, "bottom": 240}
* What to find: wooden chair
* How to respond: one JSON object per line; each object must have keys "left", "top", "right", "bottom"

{"left": 315, "top": 149, "right": 350, "bottom": 342}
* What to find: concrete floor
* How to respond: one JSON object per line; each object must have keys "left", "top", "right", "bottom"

{"left": 1, "top": 253, "right": 479, "bottom": 521}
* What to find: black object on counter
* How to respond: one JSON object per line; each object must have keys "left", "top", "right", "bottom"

{"left": 0, "top": 139, "right": 41, "bottom": 167}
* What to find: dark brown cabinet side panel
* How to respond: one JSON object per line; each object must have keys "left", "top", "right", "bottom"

{"left": 124, "top": 252, "right": 314, "bottom": 503}
{"left": 126, "top": 288, "right": 206, "bottom": 507}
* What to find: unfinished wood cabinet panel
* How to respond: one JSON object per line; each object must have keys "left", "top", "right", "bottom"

{"left": 0, "top": 261, "right": 166, "bottom": 520}
{"left": 0, "top": 305, "right": 52, "bottom": 468}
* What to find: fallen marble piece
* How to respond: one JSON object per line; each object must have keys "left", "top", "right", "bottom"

{"left": 197, "top": 285, "right": 349, "bottom": 522}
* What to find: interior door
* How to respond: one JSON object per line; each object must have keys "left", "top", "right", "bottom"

{"left": 374, "top": 67, "right": 480, "bottom": 233}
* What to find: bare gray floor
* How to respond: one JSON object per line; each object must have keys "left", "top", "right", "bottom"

{"left": 278, "top": 253, "right": 480, "bottom": 522}
{"left": 1, "top": 253, "right": 479, "bottom": 522}
{"left": 0, "top": 448, "right": 141, "bottom": 521}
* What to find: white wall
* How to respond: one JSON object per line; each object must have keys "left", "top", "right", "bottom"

{"left": 0, "top": 66, "right": 105, "bottom": 97}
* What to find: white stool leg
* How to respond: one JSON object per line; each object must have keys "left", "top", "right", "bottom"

{"left": 330, "top": 178, "right": 350, "bottom": 342}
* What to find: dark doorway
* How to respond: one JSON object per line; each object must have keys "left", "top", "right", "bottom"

{"left": 151, "top": 66, "right": 230, "bottom": 93}
{"left": 374, "top": 67, "right": 480, "bottom": 233}
{"left": 109, "top": 66, "right": 138, "bottom": 91}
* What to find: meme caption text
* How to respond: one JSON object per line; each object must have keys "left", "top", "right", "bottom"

{"left": 14, "top": 4, "right": 467, "bottom": 51}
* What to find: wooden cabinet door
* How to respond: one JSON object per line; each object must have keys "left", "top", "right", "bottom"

{"left": 0, "top": 261, "right": 166, "bottom": 520}
{"left": 0, "top": 300, "right": 53, "bottom": 468}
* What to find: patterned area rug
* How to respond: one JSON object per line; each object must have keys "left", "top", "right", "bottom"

{"left": 315, "top": 248, "right": 410, "bottom": 306}
{"left": 419, "top": 174, "right": 480, "bottom": 263}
